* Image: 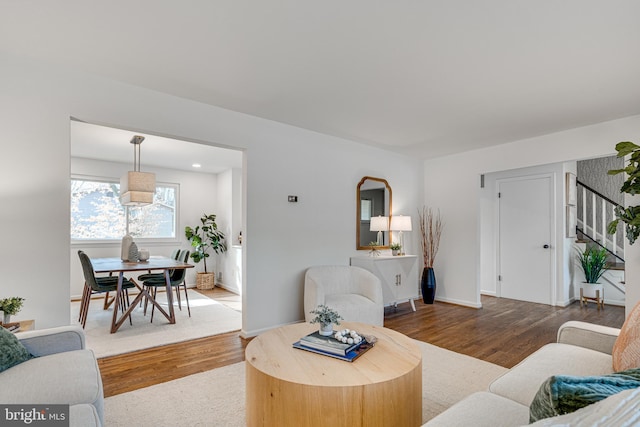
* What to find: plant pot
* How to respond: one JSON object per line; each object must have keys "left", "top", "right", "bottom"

{"left": 392, "top": 249, "right": 400, "bottom": 256}
{"left": 2, "top": 312, "right": 9, "bottom": 324}
{"left": 580, "top": 282, "right": 603, "bottom": 298}
{"left": 421, "top": 267, "right": 436, "bottom": 304}
{"left": 196, "top": 272, "right": 215, "bottom": 290}
{"left": 319, "top": 323, "right": 333, "bottom": 336}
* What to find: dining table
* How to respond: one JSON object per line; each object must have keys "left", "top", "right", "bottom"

{"left": 90, "top": 256, "right": 194, "bottom": 333}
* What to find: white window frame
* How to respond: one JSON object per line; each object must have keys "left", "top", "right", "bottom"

{"left": 71, "top": 174, "right": 180, "bottom": 245}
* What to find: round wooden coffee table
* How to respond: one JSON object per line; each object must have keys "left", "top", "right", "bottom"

{"left": 245, "top": 321, "right": 422, "bottom": 426}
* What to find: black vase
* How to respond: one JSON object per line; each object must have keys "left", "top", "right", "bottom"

{"left": 421, "top": 267, "right": 436, "bottom": 304}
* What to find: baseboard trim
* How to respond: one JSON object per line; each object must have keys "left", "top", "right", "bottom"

{"left": 435, "top": 296, "right": 482, "bottom": 309}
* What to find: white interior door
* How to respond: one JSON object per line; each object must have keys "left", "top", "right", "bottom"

{"left": 498, "top": 175, "right": 553, "bottom": 305}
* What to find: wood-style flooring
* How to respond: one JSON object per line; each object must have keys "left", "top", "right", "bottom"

{"left": 98, "top": 289, "right": 625, "bottom": 397}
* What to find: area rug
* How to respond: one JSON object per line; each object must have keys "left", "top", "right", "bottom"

{"left": 104, "top": 340, "right": 508, "bottom": 426}
{"left": 70, "top": 290, "right": 242, "bottom": 358}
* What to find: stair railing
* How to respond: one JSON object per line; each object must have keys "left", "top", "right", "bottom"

{"left": 576, "top": 180, "right": 624, "bottom": 262}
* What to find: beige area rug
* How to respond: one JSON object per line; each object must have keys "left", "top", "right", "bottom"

{"left": 70, "top": 290, "right": 242, "bottom": 358}
{"left": 104, "top": 340, "right": 507, "bottom": 426}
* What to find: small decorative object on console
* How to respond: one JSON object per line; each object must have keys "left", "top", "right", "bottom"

{"left": 368, "top": 242, "right": 381, "bottom": 257}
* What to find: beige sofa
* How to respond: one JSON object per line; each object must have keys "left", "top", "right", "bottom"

{"left": 424, "top": 320, "right": 629, "bottom": 426}
{"left": 0, "top": 326, "right": 103, "bottom": 427}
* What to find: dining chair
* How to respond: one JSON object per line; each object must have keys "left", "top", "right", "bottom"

{"left": 137, "top": 248, "right": 180, "bottom": 282}
{"left": 78, "top": 250, "right": 136, "bottom": 328}
{"left": 137, "top": 248, "right": 180, "bottom": 313}
{"left": 142, "top": 250, "right": 191, "bottom": 322}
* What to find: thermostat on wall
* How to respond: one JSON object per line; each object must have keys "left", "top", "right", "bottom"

{"left": 288, "top": 195, "right": 298, "bottom": 202}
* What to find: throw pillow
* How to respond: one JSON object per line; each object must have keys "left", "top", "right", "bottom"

{"left": 0, "top": 327, "right": 33, "bottom": 372}
{"left": 612, "top": 300, "right": 640, "bottom": 371}
{"left": 529, "top": 368, "right": 640, "bottom": 423}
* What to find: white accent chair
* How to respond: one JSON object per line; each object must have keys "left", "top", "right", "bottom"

{"left": 304, "top": 265, "right": 384, "bottom": 326}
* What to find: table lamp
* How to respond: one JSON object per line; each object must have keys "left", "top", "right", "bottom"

{"left": 370, "top": 216, "right": 389, "bottom": 246}
{"left": 390, "top": 215, "right": 412, "bottom": 255}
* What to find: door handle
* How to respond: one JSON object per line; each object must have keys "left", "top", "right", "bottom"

{"left": 543, "top": 244, "right": 550, "bottom": 249}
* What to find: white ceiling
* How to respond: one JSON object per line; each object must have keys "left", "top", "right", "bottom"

{"left": 70, "top": 120, "right": 242, "bottom": 174}
{"left": 3, "top": 1, "right": 640, "bottom": 160}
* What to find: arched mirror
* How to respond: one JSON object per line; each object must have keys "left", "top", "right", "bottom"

{"left": 356, "top": 176, "right": 392, "bottom": 250}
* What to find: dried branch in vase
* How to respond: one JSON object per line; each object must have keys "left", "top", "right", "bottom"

{"left": 418, "top": 207, "right": 443, "bottom": 268}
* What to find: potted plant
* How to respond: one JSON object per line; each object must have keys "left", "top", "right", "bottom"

{"left": 607, "top": 141, "right": 640, "bottom": 245}
{"left": 418, "top": 206, "right": 443, "bottom": 304}
{"left": 185, "top": 214, "right": 227, "bottom": 290}
{"left": 0, "top": 297, "right": 24, "bottom": 324}
{"left": 390, "top": 243, "right": 402, "bottom": 256}
{"left": 576, "top": 246, "right": 608, "bottom": 304}
{"left": 309, "top": 304, "right": 343, "bottom": 336}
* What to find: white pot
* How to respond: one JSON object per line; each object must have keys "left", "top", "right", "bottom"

{"left": 581, "top": 282, "right": 604, "bottom": 299}
{"left": 319, "top": 323, "right": 333, "bottom": 336}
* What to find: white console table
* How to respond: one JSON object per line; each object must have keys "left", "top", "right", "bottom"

{"left": 350, "top": 255, "right": 419, "bottom": 311}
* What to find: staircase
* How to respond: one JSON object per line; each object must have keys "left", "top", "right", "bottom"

{"left": 575, "top": 179, "right": 625, "bottom": 301}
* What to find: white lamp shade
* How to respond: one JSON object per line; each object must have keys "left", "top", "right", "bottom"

{"left": 390, "top": 215, "right": 412, "bottom": 231}
{"left": 120, "top": 171, "right": 155, "bottom": 206}
{"left": 370, "top": 216, "right": 389, "bottom": 232}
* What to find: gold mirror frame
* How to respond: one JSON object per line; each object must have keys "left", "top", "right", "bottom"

{"left": 356, "top": 176, "right": 392, "bottom": 250}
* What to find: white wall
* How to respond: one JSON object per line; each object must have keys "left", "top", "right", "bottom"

{"left": 216, "top": 167, "right": 243, "bottom": 294}
{"left": 424, "top": 114, "right": 640, "bottom": 312}
{"left": 0, "top": 52, "right": 423, "bottom": 333}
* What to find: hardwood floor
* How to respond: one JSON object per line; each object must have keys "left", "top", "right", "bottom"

{"left": 98, "top": 290, "right": 625, "bottom": 397}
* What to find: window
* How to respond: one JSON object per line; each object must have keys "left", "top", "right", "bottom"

{"left": 71, "top": 177, "right": 177, "bottom": 240}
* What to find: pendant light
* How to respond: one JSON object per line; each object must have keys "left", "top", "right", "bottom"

{"left": 120, "top": 135, "right": 155, "bottom": 206}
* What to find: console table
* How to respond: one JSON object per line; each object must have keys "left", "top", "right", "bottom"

{"left": 350, "top": 255, "right": 419, "bottom": 311}
{"left": 245, "top": 321, "right": 422, "bottom": 426}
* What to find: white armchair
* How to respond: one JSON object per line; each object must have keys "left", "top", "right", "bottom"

{"left": 304, "top": 265, "right": 384, "bottom": 326}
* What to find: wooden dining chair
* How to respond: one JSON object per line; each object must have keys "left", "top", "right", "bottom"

{"left": 142, "top": 250, "right": 191, "bottom": 322}
{"left": 78, "top": 250, "right": 136, "bottom": 328}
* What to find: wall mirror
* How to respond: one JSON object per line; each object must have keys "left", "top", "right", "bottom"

{"left": 356, "top": 176, "right": 392, "bottom": 250}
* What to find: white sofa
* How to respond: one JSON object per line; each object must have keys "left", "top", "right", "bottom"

{"left": 0, "top": 326, "right": 103, "bottom": 427}
{"left": 304, "top": 265, "right": 384, "bottom": 326}
{"left": 424, "top": 320, "right": 629, "bottom": 426}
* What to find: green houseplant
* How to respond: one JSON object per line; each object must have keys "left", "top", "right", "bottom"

{"left": 576, "top": 246, "right": 608, "bottom": 306}
{"left": 0, "top": 297, "right": 24, "bottom": 324}
{"left": 309, "top": 305, "right": 343, "bottom": 336}
{"left": 607, "top": 141, "right": 640, "bottom": 245}
{"left": 576, "top": 246, "right": 609, "bottom": 284}
{"left": 390, "top": 243, "right": 402, "bottom": 256}
{"left": 185, "top": 213, "right": 227, "bottom": 289}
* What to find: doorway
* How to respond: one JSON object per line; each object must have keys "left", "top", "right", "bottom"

{"left": 497, "top": 174, "right": 554, "bottom": 305}
{"left": 69, "top": 119, "right": 245, "bottom": 323}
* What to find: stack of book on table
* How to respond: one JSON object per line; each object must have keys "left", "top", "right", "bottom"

{"left": 293, "top": 330, "right": 374, "bottom": 362}
{"left": 1, "top": 322, "right": 20, "bottom": 332}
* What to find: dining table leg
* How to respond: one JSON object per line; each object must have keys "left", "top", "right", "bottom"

{"left": 164, "top": 269, "right": 176, "bottom": 323}
{"left": 109, "top": 272, "right": 124, "bottom": 333}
